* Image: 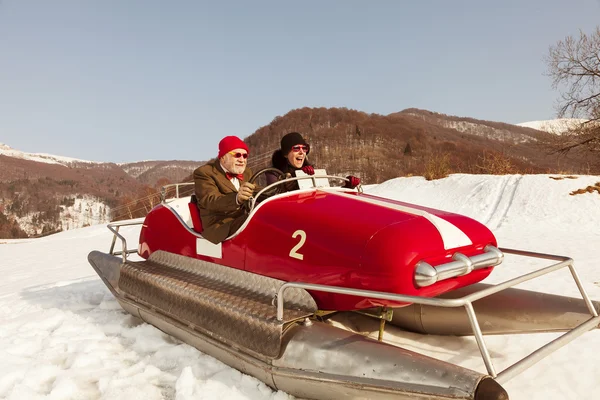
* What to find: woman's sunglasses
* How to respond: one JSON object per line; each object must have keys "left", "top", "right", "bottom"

{"left": 229, "top": 151, "right": 248, "bottom": 159}
{"left": 291, "top": 144, "right": 310, "bottom": 154}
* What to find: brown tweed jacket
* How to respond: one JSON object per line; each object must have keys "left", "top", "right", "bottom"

{"left": 193, "top": 161, "right": 253, "bottom": 244}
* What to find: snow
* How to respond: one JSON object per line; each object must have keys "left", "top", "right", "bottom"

{"left": 0, "top": 143, "right": 99, "bottom": 166}
{"left": 516, "top": 118, "right": 588, "bottom": 134}
{"left": 119, "top": 162, "right": 162, "bottom": 178}
{"left": 14, "top": 196, "right": 111, "bottom": 236}
{"left": 1, "top": 174, "right": 600, "bottom": 400}
{"left": 58, "top": 196, "right": 112, "bottom": 231}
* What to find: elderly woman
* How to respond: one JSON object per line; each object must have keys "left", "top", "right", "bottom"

{"left": 266, "top": 131, "right": 360, "bottom": 190}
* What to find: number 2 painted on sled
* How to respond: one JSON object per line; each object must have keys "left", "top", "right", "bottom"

{"left": 289, "top": 230, "right": 306, "bottom": 260}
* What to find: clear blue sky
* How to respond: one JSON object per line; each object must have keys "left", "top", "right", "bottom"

{"left": 1, "top": 0, "right": 599, "bottom": 163}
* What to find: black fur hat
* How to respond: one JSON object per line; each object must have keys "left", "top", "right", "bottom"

{"left": 271, "top": 149, "right": 286, "bottom": 171}
{"left": 280, "top": 132, "right": 309, "bottom": 155}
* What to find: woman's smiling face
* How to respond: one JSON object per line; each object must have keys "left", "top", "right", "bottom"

{"left": 286, "top": 144, "right": 309, "bottom": 168}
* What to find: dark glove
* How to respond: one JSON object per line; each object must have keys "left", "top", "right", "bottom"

{"left": 301, "top": 165, "right": 315, "bottom": 175}
{"left": 344, "top": 176, "right": 361, "bottom": 189}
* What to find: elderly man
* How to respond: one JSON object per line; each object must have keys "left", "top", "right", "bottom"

{"left": 194, "top": 136, "right": 256, "bottom": 244}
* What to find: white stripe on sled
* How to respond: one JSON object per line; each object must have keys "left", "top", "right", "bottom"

{"left": 328, "top": 191, "right": 472, "bottom": 250}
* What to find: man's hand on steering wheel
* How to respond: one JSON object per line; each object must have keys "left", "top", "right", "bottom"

{"left": 236, "top": 182, "right": 255, "bottom": 205}
{"left": 240, "top": 168, "right": 288, "bottom": 213}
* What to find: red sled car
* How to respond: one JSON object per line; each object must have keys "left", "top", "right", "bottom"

{"left": 137, "top": 168, "right": 503, "bottom": 310}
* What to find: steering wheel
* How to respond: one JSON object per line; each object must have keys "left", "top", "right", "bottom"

{"left": 242, "top": 167, "right": 288, "bottom": 212}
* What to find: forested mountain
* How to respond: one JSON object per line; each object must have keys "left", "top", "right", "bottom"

{"left": 241, "top": 107, "right": 596, "bottom": 183}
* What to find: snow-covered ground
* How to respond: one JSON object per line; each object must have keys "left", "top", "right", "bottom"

{"left": 1, "top": 174, "right": 599, "bottom": 400}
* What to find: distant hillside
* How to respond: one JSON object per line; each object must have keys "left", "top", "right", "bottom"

{"left": 239, "top": 107, "right": 598, "bottom": 185}
{"left": 0, "top": 145, "right": 204, "bottom": 238}
{"left": 0, "top": 155, "right": 141, "bottom": 237}
{"left": 120, "top": 160, "right": 202, "bottom": 184}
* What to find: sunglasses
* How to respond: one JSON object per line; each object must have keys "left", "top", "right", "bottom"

{"left": 229, "top": 151, "right": 248, "bottom": 159}
{"left": 291, "top": 144, "right": 310, "bottom": 154}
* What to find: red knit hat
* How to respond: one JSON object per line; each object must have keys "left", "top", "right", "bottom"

{"left": 218, "top": 136, "right": 249, "bottom": 159}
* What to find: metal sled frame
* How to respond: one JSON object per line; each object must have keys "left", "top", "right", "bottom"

{"left": 105, "top": 217, "right": 599, "bottom": 385}
{"left": 275, "top": 248, "right": 599, "bottom": 384}
{"left": 107, "top": 218, "right": 145, "bottom": 261}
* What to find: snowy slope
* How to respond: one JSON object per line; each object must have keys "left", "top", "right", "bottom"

{"left": 0, "top": 142, "right": 100, "bottom": 166}
{"left": 12, "top": 196, "right": 111, "bottom": 236}
{"left": 516, "top": 118, "right": 588, "bottom": 134}
{"left": 1, "top": 174, "right": 600, "bottom": 400}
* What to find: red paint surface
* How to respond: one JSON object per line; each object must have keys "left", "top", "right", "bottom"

{"left": 139, "top": 189, "right": 497, "bottom": 310}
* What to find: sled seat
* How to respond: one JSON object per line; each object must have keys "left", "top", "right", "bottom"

{"left": 118, "top": 250, "right": 317, "bottom": 358}
{"left": 163, "top": 196, "right": 203, "bottom": 233}
{"left": 189, "top": 194, "right": 203, "bottom": 233}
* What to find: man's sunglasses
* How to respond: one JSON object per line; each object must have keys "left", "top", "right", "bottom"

{"left": 229, "top": 151, "right": 248, "bottom": 159}
{"left": 291, "top": 145, "right": 310, "bottom": 154}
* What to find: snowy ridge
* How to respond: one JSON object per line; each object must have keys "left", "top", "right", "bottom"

{"left": 119, "top": 163, "right": 159, "bottom": 178}
{"left": 442, "top": 120, "right": 534, "bottom": 142}
{"left": 120, "top": 161, "right": 199, "bottom": 179}
{"left": 402, "top": 111, "right": 539, "bottom": 143}
{"left": 0, "top": 142, "right": 100, "bottom": 166}
{"left": 516, "top": 118, "right": 588, "bottom": 134}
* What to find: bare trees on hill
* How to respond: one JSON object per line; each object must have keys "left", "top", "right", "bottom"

{"left": 546, "top": 26, "right": 600, "bottom": 153}
{"left": 247, "top": 107, "right": 589, "bottom": 180}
